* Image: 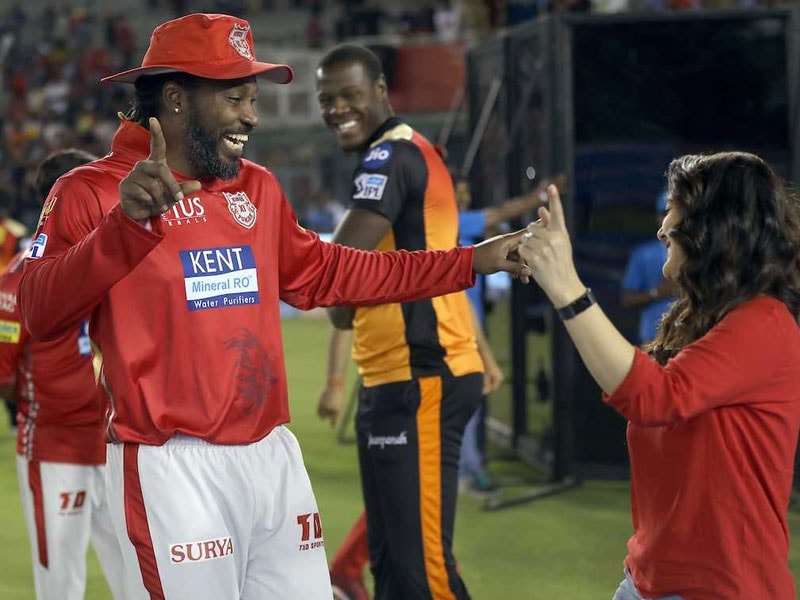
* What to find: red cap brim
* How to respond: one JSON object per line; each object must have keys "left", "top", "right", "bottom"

{"left": 101, "top": 61, "right": 293, "bottom": 84}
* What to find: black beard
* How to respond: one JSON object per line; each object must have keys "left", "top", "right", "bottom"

{"left": 185, "top": 111, "right": 240, "bottom": 181}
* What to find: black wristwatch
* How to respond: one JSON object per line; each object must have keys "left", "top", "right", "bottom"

{"left": 556, "top": 288, "right": 597, "bottom": 321}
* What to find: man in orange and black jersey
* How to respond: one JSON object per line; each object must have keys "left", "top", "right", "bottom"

{"left": 316, "top": 45, "right": 482, "bottom": 600}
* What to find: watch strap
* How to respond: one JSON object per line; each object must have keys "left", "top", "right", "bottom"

{"left": 557, "top": 288, "right": 597, "bottom": 321}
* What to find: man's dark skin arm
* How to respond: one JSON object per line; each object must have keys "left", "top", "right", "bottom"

{"left": 327, "top": 207, "right": 394, "bottom": 329}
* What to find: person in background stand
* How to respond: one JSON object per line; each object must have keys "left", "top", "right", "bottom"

{"left": 518, "top": 152, "right": 800, "bottom": 600}
{"left": 1, "top": 148, "right": 126, "bottom": 600}
{"left": 621, "top": 191, "right": 678, "bottom": 346}
{"left": 454, "top": 172, "right": 563, "bottom": 494}
{"left": 317, "top": 168, "right": 564, "bottom": 598}
{"left": 316, "top": 44, "right": 484, "bottom": 600}
{"left": 0, "top": 193, "right": 28, "bottom": 434}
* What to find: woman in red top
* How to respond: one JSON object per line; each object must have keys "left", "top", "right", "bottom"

{"left": 519, "top": 151, "right": 800, "bottom": 600}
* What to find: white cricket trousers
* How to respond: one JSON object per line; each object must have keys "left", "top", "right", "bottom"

{"left": 105, "top": 425, "right": 332, "bottom": 600}
{"left": 16, "top": 456, "right": 126, "bottom": 600}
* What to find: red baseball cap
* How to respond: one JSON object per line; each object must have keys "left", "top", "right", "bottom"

{"left": 101, "top": 13, "right": 293, "bottom": 85}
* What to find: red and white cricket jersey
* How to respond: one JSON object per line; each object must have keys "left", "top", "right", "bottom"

{"left": 0, "top": 252, "right": 104, "bottom": 464}
{"left": 19, "top": 120, "right": 476, "bottom": 446}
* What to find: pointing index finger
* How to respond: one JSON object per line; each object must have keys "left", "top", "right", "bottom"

{"left": 148, "top": 117, "right": 168, "bottom": 164}
{"left": 147, "top": 117, "right": 184, "bottom": 204}
{"left": 545, "top": 184, "right": 566, "bottom": 231}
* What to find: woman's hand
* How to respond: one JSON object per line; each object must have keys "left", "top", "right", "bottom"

{"left": 517, "top": 184, "right": 585, "bottom": 308}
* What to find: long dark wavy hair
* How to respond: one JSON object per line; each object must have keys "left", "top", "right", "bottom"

{"left": 648, "top": 151, "right": 800, "bottom": 365}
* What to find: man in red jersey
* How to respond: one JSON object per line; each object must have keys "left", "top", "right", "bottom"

{"left": 18, "top": 13, "right": 531, "bottom": 600}
{"left": 1, "top": 149, "right": 125, "bottom": 600}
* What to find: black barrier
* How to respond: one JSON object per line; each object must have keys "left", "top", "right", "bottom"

{"left": 467, "top": 8, "right": 799, "bottom": 504}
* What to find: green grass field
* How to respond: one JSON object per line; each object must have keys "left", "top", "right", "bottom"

{"left": 1, "top": 315, "right": 800, "bottom": 599}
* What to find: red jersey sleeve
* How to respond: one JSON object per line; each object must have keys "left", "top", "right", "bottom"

{"left": 19, "top": 175, "right": 164, "bottom": 340}
{"left": 277, "top": 194, "right": 476, "bottom": 310}
{"left": 604, "top": 297, "right": 799, "bottom": 426}
{"left": 0, "top": 269, "right": 26, "bottom": 389}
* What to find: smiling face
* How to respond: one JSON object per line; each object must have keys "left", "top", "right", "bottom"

{"left": 315, "top": 61, "right": 391, "bottom": 151}
{"left": 657, "top": 199, "right": 685, "bottom": 281}
{"left": 180, "top": 77, "right": 259, "bottom": 180}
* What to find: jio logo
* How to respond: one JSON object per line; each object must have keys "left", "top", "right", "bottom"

{"left": 362, "top": 143, "right": 393, "bottom": 168}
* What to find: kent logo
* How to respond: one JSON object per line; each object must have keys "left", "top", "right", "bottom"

{"left": 170, "top": 537, "right": 235, "bottom": 564}
{"left": 180, "top": 246, "right": 260, "bottom": 311}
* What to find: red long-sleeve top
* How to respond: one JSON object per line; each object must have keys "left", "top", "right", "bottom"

{"left": 605, "top": 296, "right": 800, "bottom": 600}
{"left": 19, "top": 120, "right": 476, "bottom": 446}
{"left": 0, "top": 252, "right": 104, "bottom": 464}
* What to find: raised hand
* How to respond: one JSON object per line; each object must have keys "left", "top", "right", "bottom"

{"left": 119, "top": 118, "right": 201, "bottom": 221}
{"left": 517, "top": 184, "right": 585, "bottom": 308}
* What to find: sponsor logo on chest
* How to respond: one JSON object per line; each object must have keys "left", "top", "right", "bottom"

{"left": 223, "top": 191, "right": 257, "bottom": 229}
{"left": 180, "top": 245, "right": 260, "bottom": 311}
{"left": 170, "top": 536, "right": 235, "bottom": 564}
{"left": 161, "top": 196, "right": 207, "bottom": 227}
{"left": 361, "top": 142, "right": 393, "bottom": 168}
{"left": 353, "top": 173, "right": 388, "bottom": 201}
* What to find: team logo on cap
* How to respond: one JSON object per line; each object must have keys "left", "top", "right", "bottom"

{"left": 223, "top": 191, "right": 257, "bottom": 229}
{"left": 228, "top": 24, "right": 254, "bottom": 61}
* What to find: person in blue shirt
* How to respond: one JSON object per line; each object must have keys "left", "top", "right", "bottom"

{"left": 455, "top": 173, "right": 563, "bottom": 494}
{"left": 621, "top": 191, "right": 678, "bottom": 345}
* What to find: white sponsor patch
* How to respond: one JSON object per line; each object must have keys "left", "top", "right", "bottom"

{"left": 353, "top": 173, "right": 388, "bottom": 201}
{"left": 181, "top": 246, "right": 260, "bottom": 311}
{"left": 27, "top": 233, "right": 48, "bottom": 259}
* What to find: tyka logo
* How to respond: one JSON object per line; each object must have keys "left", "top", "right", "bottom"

{"left": 170, "top": 537, "right": 235, "bottom": 564}
{"left": 297, "top": 512, "right": 324, "bottom": 552}
{"left": 161, "top": 197, "right": 207, "bottom": 226}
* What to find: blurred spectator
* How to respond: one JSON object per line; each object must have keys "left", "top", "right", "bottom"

{"left": 620, "top": 191, "right": 678, "bottom": 346}
{"left": 434, "top": 0, "right": 462, "bottom": 42}
{"left": 304, "top": 190, "right": 346, "bottom": 233}
{"left": 0, "top": 4, "right": 132, "bottom": 232}
{"left": 306, "top": 2, "right": 326, "bottom": 48}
